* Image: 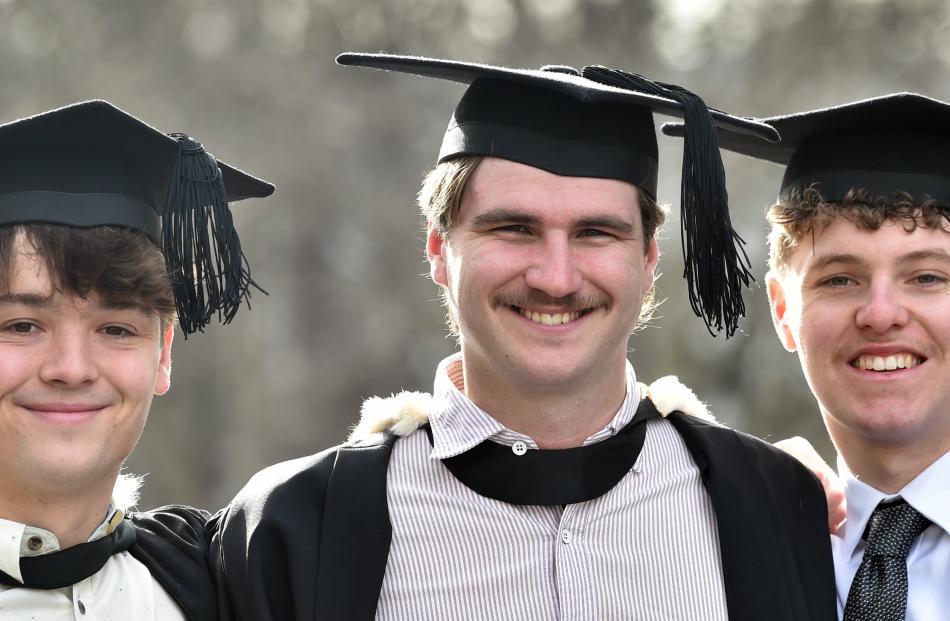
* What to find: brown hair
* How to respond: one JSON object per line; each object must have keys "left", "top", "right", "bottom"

{"left": 418, "top": 156, "right": 666, "bottom": 334}
{"left": 0, "top": 224, "right": 176, "bottom": 325}
{"left": 767, "top": 185, "right": 950, "bottom": 275}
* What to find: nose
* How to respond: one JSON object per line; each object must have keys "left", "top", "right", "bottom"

{"left": 523, "top": 235, "right": 583, "bottom": 299}
{"left": 39, "top": 330, "right": 99, "bottom": 387}
{"left": 855, "top": 281, "right": 910, "bottom": 334}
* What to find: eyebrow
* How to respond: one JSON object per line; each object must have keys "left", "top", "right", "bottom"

{"left": 809, "top": 248, "right": 950, "bottom": 271}
{"left": 898, "top": 249, "right": 950, "bottom": 265}
{"left": 0, "top": 293, "right": 55, "bottom": 308}
{"left": 0, "top": 292, "right": 147, "bottom": 315}
{"left": 469, "top": 209, "right": 541, "bottom": 228}
{"left": 575, "top": 216, "right": 637, "bottom": 235}
{"left": 469, "top": 209, "right": 637, "bottom": 235}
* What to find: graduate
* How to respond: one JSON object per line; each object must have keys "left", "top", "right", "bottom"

{"left": 0, "top": 100, "right": 272, "bottom": 620}
{"left": 668, "top": 93, "right": 950, "bottom": 621}
{"left": 212, "top": 54, "right": 837, "bottom": 621}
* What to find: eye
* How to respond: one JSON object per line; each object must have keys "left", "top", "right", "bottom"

{"left": 911, "top": 273, "right": 947, "bottom": 286}
{"left": 5, "top": 321, "right": 38, "bottom": 334}
{"left": 102, "top": 325, "right": 135, "bottom": 338}
{"left": 820, "top": 275, "right": 855, "bottom": 288}
{"left": 577, "top": 229, "right": 612, "bottom": 238}
{"left": 495, "top": 224, "right": 531, "bottom": 234}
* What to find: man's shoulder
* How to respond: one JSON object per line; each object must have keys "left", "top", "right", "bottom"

{"left": 232, "top": 447, "right": 344, "bottom": 508}
{"left": 128, "top": 504, "right": 211, "bottom": 541}
{"left": 666, "top": 410, "right": 825, "bottom": 503}
{"left": 222, "top": 433, "right": 398, "bottom": 525}
{"left": 643, "top": 375, "right": 822, "bottom": 491}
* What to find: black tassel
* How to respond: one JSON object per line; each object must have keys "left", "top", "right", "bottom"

{"left": 581, "top": 66, "right": 754, "bottom": 337}
{"left": 162, "top": 134, "right": 264, "bottom": 335}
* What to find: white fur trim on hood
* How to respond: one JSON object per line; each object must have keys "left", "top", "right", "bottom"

{"left": 642, "top": 375, "right": 716, "bottom": 423}
{"left": 113, "top": 472, "right": 144, "bottom": 512}
{"left": 347, "top": 375, "right": 716, "bottom": 444}
{"left": 347, "top": 391, "right": 435, "bottom": 445}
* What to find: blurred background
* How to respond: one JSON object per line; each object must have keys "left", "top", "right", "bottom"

{"left": 2, "top": 0, "right": 947, "bottom": 510}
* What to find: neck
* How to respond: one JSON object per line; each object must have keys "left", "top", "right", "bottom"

{"left": 829, "top": 424, "right": 950, "bottom": 494}
{"left": 460, "top": 356, "right": 629, "bottom": 449}
{"left": 0, "top": 479, "right": 115, "bottom": 549}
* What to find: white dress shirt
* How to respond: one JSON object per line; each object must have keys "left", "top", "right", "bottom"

{"left": 375, "top": 353, "right": 728, "bottom": 621}
{"left": 832, "top": 450, "right": 950, "bottom": 621}
{"left": 0, "top": 503, "right": 184, "bottom": 621}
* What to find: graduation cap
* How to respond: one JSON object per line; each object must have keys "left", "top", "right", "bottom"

{"left": 0, "top": 100, "right": 274, "bottom": 335}
{"left": 336, "top": 52, "right": 781, "bottom": 337}
{"left": 661, "top": 92, "right": 950, "bottom": 203}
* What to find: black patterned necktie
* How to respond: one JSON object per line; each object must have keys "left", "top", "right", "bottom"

{"left": 843, "top": 498, "right": 932, "bottom": 621}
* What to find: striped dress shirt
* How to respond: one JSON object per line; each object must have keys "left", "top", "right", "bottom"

{"left": 375, "top": 353, "right": 728, "bottom": 621}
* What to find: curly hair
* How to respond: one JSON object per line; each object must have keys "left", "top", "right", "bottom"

{"left": 767, "top": 184, "right": 950, "bottom": 274}
{"left": 0, "top": 224, "right": 176, "bottom": 326}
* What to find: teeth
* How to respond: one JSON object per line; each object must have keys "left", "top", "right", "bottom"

{"left": 519, "top": 309, "right": 580, "bottom": 325}
{"left": 852, "top": 354, "right": 922, "bottom": 372}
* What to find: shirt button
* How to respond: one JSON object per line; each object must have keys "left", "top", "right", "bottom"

{"left": 78, "top": 600, "right": 86, "bottom": 615}
{"left": 560, "top": 529, "right": 572, "bottom": 544}
{"left": 512, "top": 441, "right": 528, "bottom": 456}
{"left": 27, "top": 536, "right": 43, "bottom": 551}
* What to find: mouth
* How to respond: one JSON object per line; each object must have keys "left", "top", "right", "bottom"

{"left": 849, "top": 353, "right": 925, "bottom": 372}
{"left": 20, "top": 403, "right": 107, "bottom": 423}
{"left": 514, "top": 306, "right": 595, "bottom": 326}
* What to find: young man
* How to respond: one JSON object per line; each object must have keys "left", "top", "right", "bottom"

{"left": 212, "top": 54, "right": 836, "bottom": 621}
{"left": 0, "top": 100, "right": 272, "bottom": 619}
{"left": 669, "top": 92, "right": 950, "bottom": 619}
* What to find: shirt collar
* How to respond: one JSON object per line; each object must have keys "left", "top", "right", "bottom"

{"left": 427, "top": 352, "right": 639, "bottom": 459}
{"left": 836, "top": 450, "right": 950, "bottom": 561}
{"left": 0, "top": 501, "right": 122, "bottom": 584}
{"left": 899, "top": 449, "right": 950, "bottom": 535}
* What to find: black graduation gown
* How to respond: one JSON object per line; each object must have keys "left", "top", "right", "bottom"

{"left": 128, "top": 506, "right": 219, "bottom": 620}
{"left": 210, "top": 410, "right": 837, "bottom": 621}
{"left": 0, "top": 505, "right": 217, "bottom": 620}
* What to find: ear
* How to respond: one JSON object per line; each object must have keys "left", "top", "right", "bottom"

{"left": 766, "top": 271, "right": 797, "bottom": 352}
{"left": 426, "top": 226, "right": 449, "bottom": 287}
{"left": 642, "top": 237, "right": 660, "bottom": 293}
{"left": 154, "top": 323, "right": 174, "bottom": 396}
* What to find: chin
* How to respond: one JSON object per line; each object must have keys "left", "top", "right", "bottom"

{"left": 510, "top": 360, "right": 589, "bottom": 386}
{"left": 27, "top": 451, "right": 114, "bottom": 490}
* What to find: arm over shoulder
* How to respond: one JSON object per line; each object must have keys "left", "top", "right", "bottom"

{"left": 209, "top": 447, "right": 339, "bottom": 621}
{"left": 128, "top": 505, "right": 218, "bottom": 621}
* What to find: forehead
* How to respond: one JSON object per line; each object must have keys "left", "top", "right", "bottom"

{"left": 787, "top": 216, "right": 950, "bottom": 271}
{"left": 2, "top": 233, "right": 52, "bottom": 291}
{"left": 461, "top": 157, "right": 641, "bottom": 222}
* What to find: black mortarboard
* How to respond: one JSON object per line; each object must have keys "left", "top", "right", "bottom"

{"left": 662, "top": 92, "right": 950, "bottom": 203}
{"left": 336, "top": 52, "right": 780, "bottom": 337}
{"left": 0, "top": 100, "right": 274, "bottom": 335}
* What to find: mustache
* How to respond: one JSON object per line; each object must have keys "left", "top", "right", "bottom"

{"left": 491, "top": 291, "right": 609, "bottom": 313}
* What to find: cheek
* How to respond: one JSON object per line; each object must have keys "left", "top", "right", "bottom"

{"left": 586, "top": 255, "right": 646, "bottom": 298}
{"left": 794, "top": 309, "right": 842, "bottom": 371}
{"left": 0, "top": 347, "right": 34, "bottom": 394}
{"left": 103, "top": 349, "right": 163, "bottom": 400}
{"left": 452, "top": 248, "right": 523, "bottom": 293}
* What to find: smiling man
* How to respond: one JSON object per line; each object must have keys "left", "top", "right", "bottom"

{"left": 212, "top": 54, "right": 836, "bottom": 621}
{"left": 0, "top": 100, "right": 272, "bottom": 620}
{"left": 669, "top": 93, "right": 950, "bottom": 620}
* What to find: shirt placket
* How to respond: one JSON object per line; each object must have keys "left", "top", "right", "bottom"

{"left": 555, "top": 504, "right": 591, "bottom": 621}
{"left": 72, "top": 579, "right": 96, "bottom": 620}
